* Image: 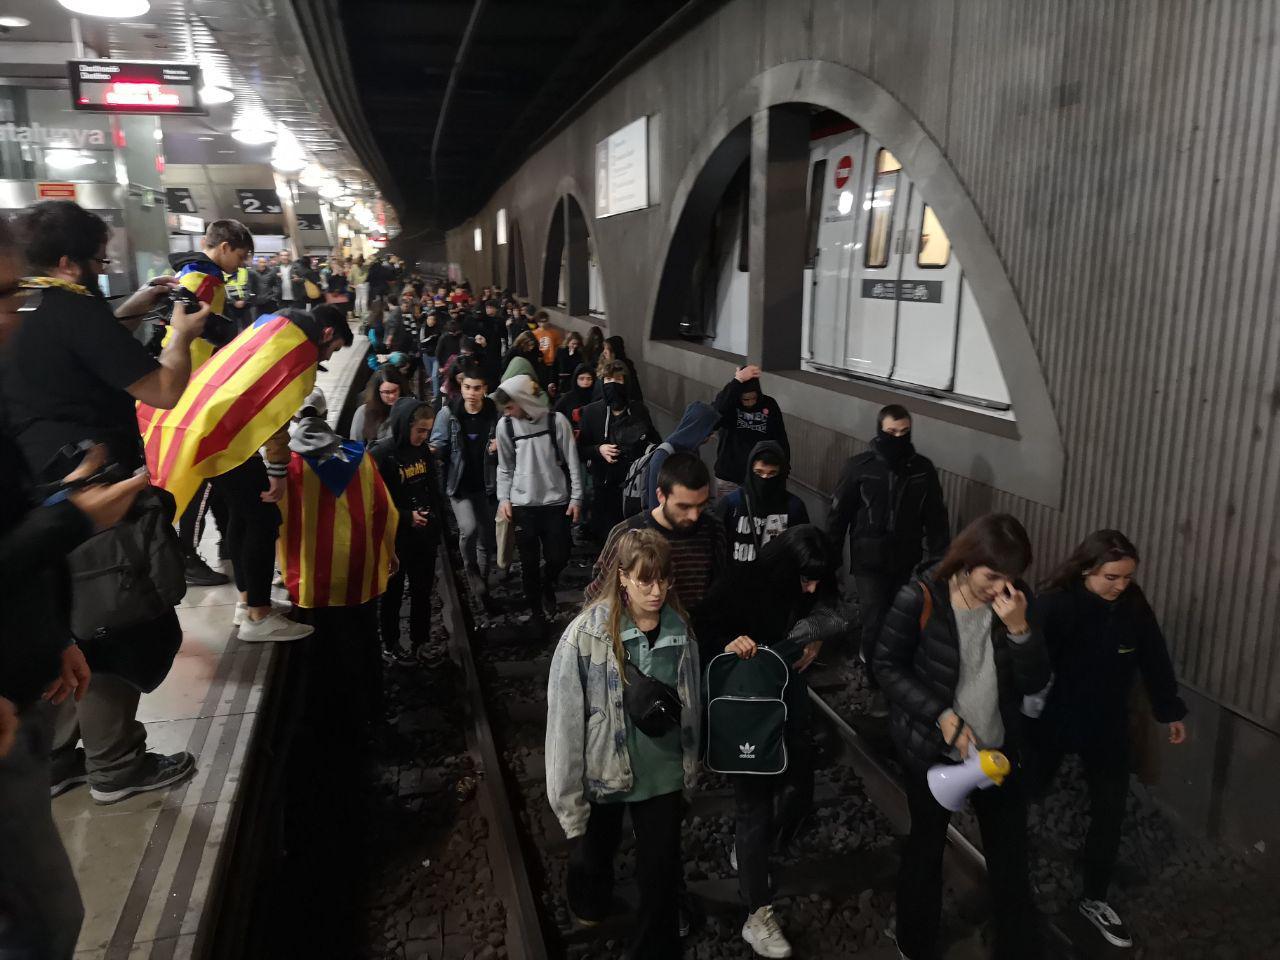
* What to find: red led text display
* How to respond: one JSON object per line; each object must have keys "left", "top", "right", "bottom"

{"left": 68, "top": 60, "right": 205, "bottom": 116}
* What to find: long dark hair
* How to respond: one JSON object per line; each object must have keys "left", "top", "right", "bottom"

{"left": 1042, "top": 529, "right": 1140, "bottom": 592}
{"left": 360, "top": 368, "right": 407, "bottom": 442}
{"left": 934, "top": 513, "right": 1033, "bottom": 582}
{"left": 583, "top": 325, "right": 605, "bottom": 365}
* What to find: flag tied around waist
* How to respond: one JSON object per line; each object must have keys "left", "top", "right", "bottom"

{"left": 138, "top": 313, "right": 318, "bottom": 514}
{"left": 278, "top": 440, "right": 399, "bottom": 608}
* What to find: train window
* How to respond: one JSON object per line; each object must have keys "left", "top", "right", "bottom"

{"left": 864, "top": 149, "right": 901, "bottom": 269}
{"left": 804, "top": 158, "right": 827, "bottom": 267}
{"left": 917, "top": 204, "right": 951, "bottom": 268}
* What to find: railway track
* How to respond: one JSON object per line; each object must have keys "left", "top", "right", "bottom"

{"left": 435, "top": 525, "right": 1095, "bottom": 959}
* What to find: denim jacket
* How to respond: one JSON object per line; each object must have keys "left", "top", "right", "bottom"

{"left": 429, "top": 397, "right": 498, "bottom": 497}
{"left": 545, "top": 602, "right": 701, "bottom": 839}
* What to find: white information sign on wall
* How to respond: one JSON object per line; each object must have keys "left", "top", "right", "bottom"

{"left": 496, "top": 207, "right": 508, "bottom": 245}
{"left": 473, "top": 226, "right": 483, "bottom": 252}
{"left": 595, "top": 116, "right": 648, "bottom": 218}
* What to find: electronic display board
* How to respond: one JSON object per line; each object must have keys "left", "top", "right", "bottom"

{"left": 68, "top": 60, "right": 205, "bottom": 116}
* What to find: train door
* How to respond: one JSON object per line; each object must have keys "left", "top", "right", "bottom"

{"left": 807, "top": 131, "right": 865, "bottom": 369}
{"left": 891, "top": 193, "right": 962, "bottom": 388}
{"left": 845, "top": 145, "right": 906, "bottom": 378}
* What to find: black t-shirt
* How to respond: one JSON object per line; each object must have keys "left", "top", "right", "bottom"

{"left": 1, "top": 286, "right": 159, "bottom": 476}
{"left": 457, "top": 407, "right": 488, "bottom": 494}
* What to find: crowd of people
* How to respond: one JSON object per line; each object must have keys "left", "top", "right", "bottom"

{"left": 0, "top": 202, "right": 1189, "bottom": 960}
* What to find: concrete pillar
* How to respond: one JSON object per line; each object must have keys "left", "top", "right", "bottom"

{"left": 747, "top": 105, "right": 810, "bottom": 370}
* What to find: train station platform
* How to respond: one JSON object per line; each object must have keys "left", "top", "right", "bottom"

{"left": 53, "top": 322, "right": 366, "bottom": 960}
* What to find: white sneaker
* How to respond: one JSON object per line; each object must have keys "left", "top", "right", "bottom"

{"left": 1079, "top": 898, "right": 1132, "bottom": 948}
{"left": 742, "top": 905, "right": 792, "bottom": 958}
{"left": 238, "top": 612, "right": 314, "bottom": 642}
{"left": 233, "top": 599, "right": 292, "bottom": 625}
{"left": 730, "top": 843, "right": 737, "bottom": 872}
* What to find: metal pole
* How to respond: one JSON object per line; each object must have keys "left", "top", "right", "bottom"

{"left": 70, "top": 17, "right": 85, "bottom": 59}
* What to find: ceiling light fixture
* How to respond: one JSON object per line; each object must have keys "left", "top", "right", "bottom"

{"left": 230, "top": 114, "right": 277, "bottom": 147}
{"left": 298, "top": 164, "right": 326, "bottom": 188}
{"left": 271, "top": 126, "right": 307, "bottom": 174}
{"left": 45, "top": 149, "right": 96, "bottom": 169}
{"left": 0, "top": 15, "right": 31, "bottom": 28}
{"left": 57, "top": 0, "right": 150, "bottom": 18}
{"left": 331, "top": 195, "right": 355, "bottom": 209}
{"left": 317, "top": 179, "right": 344, "bottom": 200}
{"left": 198, "top": 84, "right": 234, "bottom": 106}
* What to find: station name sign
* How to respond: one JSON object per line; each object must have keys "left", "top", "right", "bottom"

{"left": 68, "top": 60, "right": 205, "bottom": 116}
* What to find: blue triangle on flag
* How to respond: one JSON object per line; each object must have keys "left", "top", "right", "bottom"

{"left": 304, "top": 440, "right": 366, "bottom": 496}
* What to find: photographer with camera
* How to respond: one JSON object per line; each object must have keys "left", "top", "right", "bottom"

{"left": 0, "top": 200, "right": 210, "bottom": 807}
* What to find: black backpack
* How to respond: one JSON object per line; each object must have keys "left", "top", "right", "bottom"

{"left": 503, "top": 415, "right": 570, "bottom": 485}
{"left": 67, "top": 486, "right": 187, "bottom": 641}
{"left": 704, "top": 646, "right": 790, "bottom": 775}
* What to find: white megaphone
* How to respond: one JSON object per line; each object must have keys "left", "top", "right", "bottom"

{"left": 927, "top": 747, "right": 1011, "bottom": 811}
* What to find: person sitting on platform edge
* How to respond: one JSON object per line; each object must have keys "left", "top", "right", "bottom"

{"left": 1029, "top": 529, "right": 1188, "bottom": 951}
{"left": 546, "top": 529, "right": 701, "bottom": 960}
{"left": 827, "top": 403, "right": 949, "bottom": 715}
{"left": 874, "top": 513, "right": 1049, "bottom": 960}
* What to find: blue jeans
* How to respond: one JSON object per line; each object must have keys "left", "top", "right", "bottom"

{"left": 422, "top": 356, "right": 439, "bottom": 402}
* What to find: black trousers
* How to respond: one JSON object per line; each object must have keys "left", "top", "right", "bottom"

{"left": 512, "top": 504, "right": 571, "bottom": 614}
{"left": 379, "top": 536, "right": 437, "bottom": 652}
{"left": 589, "top": 480, "right": 624, "bottom": 545}
{"left": 209, "top": 458, "right": 281, "bottom": 608}
{"left": 1031, "top": 733, "right": 1130, "bottom": 900}
{"left": 566, "top": 792, "right": 684, "bottom": 959}
{"left": 853, "top": 571, "right": 909, "bottom": 680}
{"left": 897, "top": 767, "right": 1042, "bottom": 960}
{"left": 177, "top": 480, "right": 228, "bottom": 558}
{"left": 732, "top": 714, "right": 814, "bottom": 910}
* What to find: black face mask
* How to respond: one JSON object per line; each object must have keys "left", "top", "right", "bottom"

{"left": 574, "top": 381, "right": 595, "bottom": 403}
{"left": 875, "top": 429, "right": 915, "bottom": 465}
{"left": 602, "top": 381, "right": 628, "bottom": 408}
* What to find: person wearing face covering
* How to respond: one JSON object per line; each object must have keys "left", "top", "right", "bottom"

{"left": 827, "top": 404, "right": 950, "bottom": 716}
{"left": 711, "top": 364, "right": 790, "bottom": 500}
{"left": 576, "top": 361, "right": 660, "bottom": 544}
{"left": 716, "top": 441, "right": 810, "bottom": 567}
{"left": 554, "top": 363, "right": 596, "bottom": 433}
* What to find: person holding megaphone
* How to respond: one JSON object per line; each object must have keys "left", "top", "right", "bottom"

{"left": 874, "top": 513, "right": 1051, "bottom": 960}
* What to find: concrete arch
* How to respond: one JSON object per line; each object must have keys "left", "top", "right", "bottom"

{"left": 646, "top": 59, "right": 1064, "bottom": 507}
{"left": 540, "top": 181, "right": 604, "bottom": 319}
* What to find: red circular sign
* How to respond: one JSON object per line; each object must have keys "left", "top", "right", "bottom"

{"left": 834, "top": 155, "right": 852, "bottom": 189}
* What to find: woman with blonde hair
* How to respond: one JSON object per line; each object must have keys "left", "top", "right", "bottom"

{"left": 545, "top": 528, "right": 701, "bottom": 958}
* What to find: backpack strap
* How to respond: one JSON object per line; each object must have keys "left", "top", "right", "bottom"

{"left": 918, "top": 582, "right": 933, "bottom": 632}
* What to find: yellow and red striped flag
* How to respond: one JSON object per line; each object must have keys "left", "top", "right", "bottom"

{"left": 278, "top": 441, "right": 399, "bottom": 608}
{"left": 138, "top": 313, "right": 318, "bottom": 514}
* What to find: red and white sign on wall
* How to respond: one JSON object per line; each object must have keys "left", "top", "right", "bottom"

{"left": 834, "top": 155, "right": 853, "bottom": 189}
{"left": 37, "top": 182, "right": 77, "bottom": 200}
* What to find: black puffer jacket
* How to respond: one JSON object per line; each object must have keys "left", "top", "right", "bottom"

{"left": 873, "top": 570, "right": 1051, "bottom": 775}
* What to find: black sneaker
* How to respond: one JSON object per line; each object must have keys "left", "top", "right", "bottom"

{"left": 866, "top": 689, "right": 889, "bottom": 719}
{"left": 90, "top": 751, "right": 196, "bottom": 805}
{"left": 1079, "top": 898, "right": 1132, "bottom": 948}
{"left": 541, "top": 583, "right": 558, "bottom": 621}
{"left": 184, "top": 554, "right": 230, "bottom": 587}
{"left": 50, "top": 747, "right": 88, "bottom": 798}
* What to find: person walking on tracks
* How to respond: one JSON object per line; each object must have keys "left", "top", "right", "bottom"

{"left": 545, "top": 529, "right": 701, "bottom": 959}
{"left": 874, "top": 513, "right": 1049, "bottom": 960}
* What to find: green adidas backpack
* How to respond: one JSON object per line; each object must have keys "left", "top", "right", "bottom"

{"left": 705, "top": 647, "right": 790, "bottom": 775}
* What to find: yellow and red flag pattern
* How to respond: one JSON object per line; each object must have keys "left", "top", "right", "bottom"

{"left": 278, "top": 442, "right": 399, "bottom": 608}
{"left": 138, "top": 313, "right": 318, "bottom": 514}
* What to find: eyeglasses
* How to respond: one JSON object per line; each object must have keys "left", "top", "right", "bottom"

{"left": 623, "top": 574, "right": 670, "bottom": 594}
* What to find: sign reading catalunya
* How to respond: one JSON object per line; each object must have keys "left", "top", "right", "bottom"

{"left": 0, "top": 122, "right": 107, "bottom": 146}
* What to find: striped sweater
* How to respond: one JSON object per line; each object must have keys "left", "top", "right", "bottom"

{"left": 585, "top": 510, "right": 729, "bottom": 617}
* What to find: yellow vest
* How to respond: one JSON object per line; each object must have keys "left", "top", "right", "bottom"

{"left": 224, "top": 266, "right": 250, "bottom": 301}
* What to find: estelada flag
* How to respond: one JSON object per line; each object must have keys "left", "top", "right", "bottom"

{"left": 173, "top": 258, "right": 227, "bottom": 317}
{"left": 278, "top": 440, "right": 399, "bottom": 608}
{"left": 138, "top": 313, "right": 318, "bottom": 514}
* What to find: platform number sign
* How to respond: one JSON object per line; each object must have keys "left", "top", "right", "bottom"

{"left": 235, "top": 188, "right": 282, "bottom": 215}
{"left": 165, "top": 187, "right": 196, "bottom": 214}
{"left": 834, "top": 155, "right": 853, "bottom": 189}
{"left": 295, "top": 213, "right": 324, "bottom": 232}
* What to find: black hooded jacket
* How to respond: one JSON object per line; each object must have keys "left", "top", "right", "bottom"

{"left": 0, "top": 431, "right": 92, "bottom": 706}
{"left": 873, "top": 567, "right": 1051, "bottom": 775}
{"left": 715, "top": 440, "right": 810, "bottom": 565}
{"left": 827, "top": 433, "right": 950, "bottom": 577}
{"left": 711, "top": 376, "right": 789, "bottom": 484}
{"left": 1033, "top": 582, "right": 1187, "bottom": 753}
{"left": 575, "top": 392, "right": 660, "bottom": 488}
{"left": 371, "top": 398, "right": 440, "bottom": 546}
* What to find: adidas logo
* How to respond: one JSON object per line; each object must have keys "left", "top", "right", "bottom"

{"left": 739, "top": 742, "right": 755, "bottom": 759}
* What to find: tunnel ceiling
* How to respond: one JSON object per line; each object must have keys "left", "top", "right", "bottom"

{"left": 337, "top": 0, "right": 693, "bottom": 233}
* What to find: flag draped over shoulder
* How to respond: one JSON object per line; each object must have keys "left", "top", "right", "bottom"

{"left": 278, "top": 440, "right": 398, "bottom": 608}
{"left": 174, "top": 258, "right": 227, "bottom": 317}
{"left": 138, "top": 313, "right": 318, "bottom": 514}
